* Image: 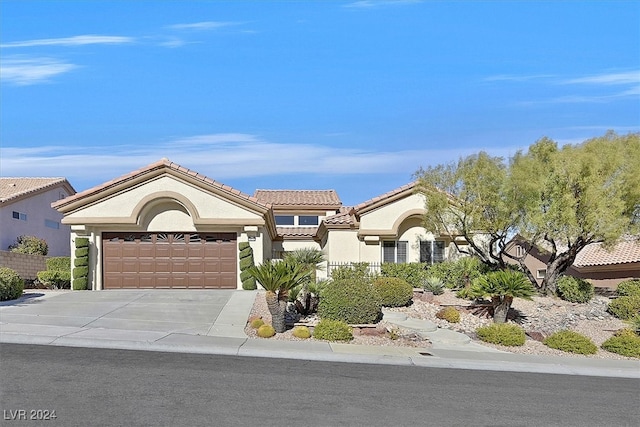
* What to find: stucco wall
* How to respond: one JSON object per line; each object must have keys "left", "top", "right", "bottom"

{"left": 359, "top": 193, "right": 425, "bottom": 231}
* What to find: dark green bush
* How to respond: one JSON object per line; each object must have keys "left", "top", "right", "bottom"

{"left": 556, "top": 276, "right": 594, "bottom": 303}
{"left": 37, "top": 270, "right": 71, "bottom": 289}
{"left": 617, "top": 279, "right": 640, "bottom": 297}
{"left": 238, "top": 242, "right": 256, "bottom": 290}
{"left": 75, "top": 247, "right": 89, "bottom": 258}
{"left": 0, "top": 267, "right": 24, "bottom": 301}
{"left": 601, "top": 329, "right": 640, "bottom": 358}
{"left": 242, "top": 277, "right": 257, "bottom": 290}
{"left": 608, "top": 295, "right": 640, "bottom": 320}
{"left": 476, "top": 323, "right": 526, "bottom": 346}
{"left": 543, "top": 330, "right": 598, "bottom": 354}
{"left": 74, "top": 257, "right": 88, "bottom": 267}
{"left": 436, "top": 306, "right": 461, "bottom": 323}
{"left": 75, "top": 237, "right": 89, "bottom": 248}
{"left": 72, "top": 277, "right": 88, "bottom": 291}
{"left": 380, "top": 262, "right": 428, "bottom": 288}
{"left": 46, "top": 257, "right": 70, "bottom": 271}
{"left": 318, "top": 278, "right": 382, "bottom": 324}
{"left": 8, "top": 235, "right": 48, "bottom": 255}
{"left": 329, "top": 263, "right": 376, "bottom": 282}
{"left": 313, "top": 319, "right": 353, "bottom": 341}
{"left": 73, "top": 267, "right": 89, "bottom": 279}
{"left": 373, "top": 277, "right": 413, "bottom": 307}
{"left": 427, "top": 257, "right": 487, "bottom": 289}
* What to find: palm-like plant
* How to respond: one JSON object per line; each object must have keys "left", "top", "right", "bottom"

{"left": 248, "top": 260, "right": 310, "bottom": 333}
{"left": 284, "top": 248, "right": 326, "bottom": 314}
{"left": 470, "top": 270, "right": 536, "bottom": 323}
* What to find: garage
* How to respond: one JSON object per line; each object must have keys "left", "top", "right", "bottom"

{"left": 103, "top": 232, "right": 237, "bottom": 289}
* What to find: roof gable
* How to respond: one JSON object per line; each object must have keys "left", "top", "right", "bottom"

{"left": 353, "top": 182, "right": 417, "bottom": 215}
{"left": 0, "top": 177, "right": 75, "bottom": 205}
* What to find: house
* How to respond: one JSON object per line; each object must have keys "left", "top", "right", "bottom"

{"left": 506, "top": 236, "right": 640, "bottom": 289}
{"left": 0, "top": 178, "right": 76, "bottom": 256}
{"left": 52, "top": 159, "right": 470, "bottom": 290}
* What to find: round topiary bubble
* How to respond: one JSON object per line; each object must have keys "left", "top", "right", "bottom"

{"left": 543, "top": 330, "right": 598, "bottom": 355}
{"left": 476, "top": 323, "right": 526, "bottom": 346}
{"left": 601, "top": 329, "right": 640, "bottom": 358}
{"left": 556, "top": 276, "right": 594, "bottom": 303}
{"left": 318, "top": 278, "right": 382, "bottom": 324}
{"left": 313, "top": 319, "right": 353, "bottom": 341}
{"left": 617, "top": 280, "right": 640, "bottom": 297}
{"left": 608, "top": 295, "right": 640, "bottom": 320}
{"left": 0, "top": 267, "right": 24, "bottom": 301}
{"left": 257, "top": 324, "right": 276, "bottom": 338}
{"left": 373, "top": 277, "right": 413, "bottom": 307}
{"left": 435, "top": 306, "right": 461, "bottom": 323}
{"left": 250, "top": 318, "right": 265, "bottom": 329}
{"left": 292, "top": 326, "right": 311, "bottom": 339}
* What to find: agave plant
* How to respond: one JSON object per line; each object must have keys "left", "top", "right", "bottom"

{"left": 422, "top": 276, "right": 445, "bottom": 295}
{"left": 248, "top": 260, "right": 310, "bottom": 333}
{"left": 470, "top": 270, "right": 536, "bottom": 323}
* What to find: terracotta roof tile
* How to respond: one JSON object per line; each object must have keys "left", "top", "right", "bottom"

{"left": 254, "top": 189, "right": 341, "bottom": 208}
{"left": 353, "top": 182, "right": 417, "bottom": 213}
{"left": 0, "top": 178, "right": 74, "bottom": 204}
{"left": 574, "top": 238, "right": 640, "bottom": 267}
{"left": 323, "top": 207, "right": 356, "bottom": 226}
{"left": 276, "top": 226, "right": 318, "bottom": 238}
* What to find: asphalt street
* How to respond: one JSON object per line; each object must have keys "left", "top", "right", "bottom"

{"left": 1, "top": 343, "right": 638, "bottom": 427}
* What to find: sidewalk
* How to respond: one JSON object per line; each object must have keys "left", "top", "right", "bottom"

{"left": 1, "top": 289, "right": 639, "bottom": 379}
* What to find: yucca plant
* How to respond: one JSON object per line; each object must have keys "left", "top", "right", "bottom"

{"left": 284, "top": 248, "right": 326, "bottom": 315}
{"left": 470, "top": 270, "right": 536, "bottom": 323}
{"left": 248, "top": 260, "right": 310, "bottom": 333}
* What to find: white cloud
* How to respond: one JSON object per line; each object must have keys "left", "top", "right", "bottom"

{"left": 0, "top": 35, "right": 135, "bottom": 48}
{"left": 167, "top": 21, "right": 241, "bottom": 31}
{"left": 0, "top": 57, "right": 78, "bottom": 85}
{"left": 562, "top": 70, "right": 640, "bottom": 85}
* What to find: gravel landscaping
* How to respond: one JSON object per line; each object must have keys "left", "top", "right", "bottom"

{"left": 245, "top": 289, "right": 638, "bottom": 360}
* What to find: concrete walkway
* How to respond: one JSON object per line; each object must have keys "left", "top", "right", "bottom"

{"left": 1, "top": 289, "right": 638, "bottom": 379}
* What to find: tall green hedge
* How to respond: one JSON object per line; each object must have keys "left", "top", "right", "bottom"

{"left": 72, "top": 237, "right": 90, "bottom": 290}
{"left": 239, "top": 242, "right": 256, "bottom": 290}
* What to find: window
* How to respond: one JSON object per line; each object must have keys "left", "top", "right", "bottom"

{"left": 420, "top": 241, "right": 445, "bottom": 264}
{"left": 298, "top": 215, "right": 319, "bottom": 226}
{"left": 44, "top": 219, "right": 60, "bottom": 229}
{"left": 275, "top": 215, "right": 295, "bottom": 226}
{"left": 536, "top": 269, "right": 547, "bottom": 279}
{"left": 515, "top": 245, "right": 525, "bottom": 257}
{"left": 12, "top": 211, "right": 27, "bottom": 221}
{"left": 383, "top": 241, "right": 407, "bottom": 264}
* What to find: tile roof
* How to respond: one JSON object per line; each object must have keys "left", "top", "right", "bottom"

{"left": 53, "top": 159, "right": 269, "bottom": 210}
{"left": 353, "top": 182, "right": 417, "bottom": 213}
{"left": 254, "top": 189, "right": 341, "bottom": 208}
{"left": 323, "top": 207, "right": 356, "bottom": 226}
{"left": 276, "top": 226, "right": 319, "bottom": 238}
{"left": 574, "top": 238, "right": 640, "bottom": 267}
{"left": 0, "top": 178, "right": 73, "bottom": 204}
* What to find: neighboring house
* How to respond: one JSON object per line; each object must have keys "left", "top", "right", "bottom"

{"left": 0, "top": 178, "right": 76, "bottom": 256}
{"left": 505, "top": 236, "right": 640, "bottom": 289}
{"left": 52, "top": 159, "right": 471, "bottom": 290}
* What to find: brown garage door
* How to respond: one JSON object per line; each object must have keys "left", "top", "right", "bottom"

{"left": 103, "top": 232, "right": 237, "bottom": 289}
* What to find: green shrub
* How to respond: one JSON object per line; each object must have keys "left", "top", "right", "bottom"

{"left": 543, "top": 330, "right": 598, "bottom": 355}
{"left": 8, "top": 235, "right": 48, "bottom": 255}
{"left": 239, "top": 257, "right": 254, "bottom": 271}
{"left": 75, "top": 247, "right": 89, "bottom": 258}
{"left": 608, "top": 295, "right": 640, "bottom": 320}
{"left": 318, "top": 278, "right": 382, "bottom": 324}
{"left": 72, "top": 277, "right": 88, "bottom": 291}
{"left": 292, "top": 326, "right": 311, "bottom": 339}
{"left": 422, "top": 276, "right": 445, "bottom": 295}
{"left": 257, "top": 324, "right": 276, "bottom": 338}
{"left": 250, "top": 318, "right": 265, "bottom": 329}
{"left": 37, "top": 270, "right": 71, "bottom": 289}
{"left": 436, "top": 306, "right": 461, "bottom": 323}
{"left": 476, "top": 323, "right": 526, "bottom": 346}
{"left": 380, "top": 262, "right": 428, "bottom": 288}
{"left": 329, "top": 263, "right": 376, "bottom": 282}
{"left": 313, "top": 319, "right": 353, "bottom": 341}
{"left": 0, "top": 267, "right": 24, "bottom": 301}
{"left": 373, "top": 277, "right": 413, "bottom": 307}
{"left": 74, "top": 257, "right": 88, "bottom": 267}
{"left": 46, "top": 256, "right": 70, "bottom": 271}
{"left": 617, "top": 279, "right": 640, "bottom": 297}
{"left": 601, "top": 329, "right": 640, "bottom": 358}
{"left": 427, "top": 257, "right": 487, "bottom": 289}
{"left": 75, "top": 237, "right": 89, "bottom": 248}
{"left": 556, "top": 276, "right": 594, "bottom": 303}
{"left": 242, "top": 277, "right": 257, "bottom": 290}
{"left": 73, "top": 267, "right": 89, "bottom": 279}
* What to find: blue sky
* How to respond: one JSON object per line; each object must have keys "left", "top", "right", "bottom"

{"left": 1, "top": 0, "right": 638, "bottom": 206}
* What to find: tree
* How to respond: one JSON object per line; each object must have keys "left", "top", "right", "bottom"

{"left": 469, "top": 270, "right": 535, "bottom": 323}
{"left": 247, "top": 260, "right": 310, "bottom": 333}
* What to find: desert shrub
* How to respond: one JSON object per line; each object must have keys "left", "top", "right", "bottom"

{"left": 292, "top": 326, "right": 311, "bottom": 339}
{"left": 427, "top": 257, "right": 487, "bottom": 289}
{"left": 0, "top": 267, "right": 24, "bottom": 301}
{"left": 329, "top": 263, "right": 376, "bottom": 282}
{"left": 8, "top": 235, "right": 48, "bottom": 255}
{"left": 313, "top": 319, "right": 353, "bottom": 341}
{"left": 373, "top": 277, "right": 413, "bottom": 307}
{"left": 257, "top": 324, "right": 276, "bottom": 338}
{"left": 46, "top": 257, "right": 70, "bottom": 271}
{"left": 476, "top": 323, "right": 526, "bottom": 346}
{"left": 617, "top": 279, "right": 640, "bottom": 297}
{"left": 318, "top": 278, "right": 382, "bottom": 324}
{"left": 608, "top": 295, "right": 640, "bottom": 320}
{"left": 380, "top": 262, "right": 428, "bottom": 288}
{"left": 422, "top": 276, "right": 445, "bottom": 295}
{"left": 543, "top": 330, "right": 598, "bottom": 355}
{"left": 250, "top": 318, "right": 265, "bottom": 329}
{"left": 435, "top": 306, "right": 461, "bottom": 323}
{"left": 601, "top": 329, "right": 640, "bottom": 358}
{"left": 556, "top": 276, "right": 594, "bottom": 303}
{"left": 36, "top": 270, "right": 71, "bottom": 289}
